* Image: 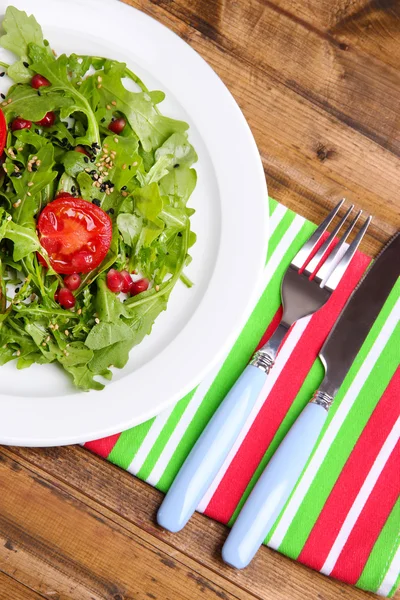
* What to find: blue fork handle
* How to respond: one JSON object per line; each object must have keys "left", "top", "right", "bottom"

{"left": 157, "top": 365, "right": 267, "bottom": 532}
{"left": 222, "top": 402, "right": 328, "bottom": 569}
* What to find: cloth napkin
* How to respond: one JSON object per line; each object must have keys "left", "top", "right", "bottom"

{"left": 85, "top": 198, "right": 400, "bottom": 597}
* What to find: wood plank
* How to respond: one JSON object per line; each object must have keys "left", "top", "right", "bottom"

{"left": 121, "top": 1, "right": 399, "bottom": 256}
{"left": 3, "top": 445, "right": 382, "bottom": 600}
{"left": 139, "top": 0, "right": 400, "bottom": 156}
{"left": 268, "top": 0, "right": 400, "bottom": 70}
{"left": 0, "top": 450, "right": 255, "bottom": 600}
{"left": 0, "top": 572, "right": 46, "bottom": 600}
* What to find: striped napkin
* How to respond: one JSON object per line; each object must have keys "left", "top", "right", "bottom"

{"left": 85, "top": 199, "right": 400, "bottom": 597}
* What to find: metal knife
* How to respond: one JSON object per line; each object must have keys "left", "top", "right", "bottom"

{"left": 222, "top": 232, "right": 400, "bottom": 570}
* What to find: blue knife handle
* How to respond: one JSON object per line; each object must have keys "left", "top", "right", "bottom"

{"left": 157, "top": 365, "right": 267, "bottom": 532}
{"left": 222, "top": 402, "right": 328, "bottom": 569}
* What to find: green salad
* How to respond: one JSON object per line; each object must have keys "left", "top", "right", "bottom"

{"left": 0, "top": 7, "right": 197, "bottom": 391}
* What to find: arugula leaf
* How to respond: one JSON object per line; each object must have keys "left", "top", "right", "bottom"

{"left": 3, "top": 84, "right": 74, "bottom": 123}
{"left": 0, "top": 7, "right": 48, "bottom": 83}
{"left": 28, "top": 43, "right": 100, "bottom": 145}
{"left": 85, "top": 321, "right": 132, "bottom": 350}
{"left": 159, "top": 165, "right": 197, "bottom": 207}
{"left": 155, "top": 132, "right": 198, "bottom": 168}
{"left": 95, "top": 62, "right": 188, "bottom": 151}
{"left": 117, "top": 213, "right": 142, "bottom": 247}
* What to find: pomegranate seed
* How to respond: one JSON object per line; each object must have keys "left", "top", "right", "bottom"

{"left": 36, "top": 111, "right": 56, "bottom": 127}
{"left": 58, "top": 287, "right": 75, "bottom": 309}
{"left": 64, "top": 273, "right": 81, "bottom": 291}
{"left": 108, "top": 117, "right": 126, "bottom": 134}
{"left": 74, "top": 145, "right": 90, "bottom": 157}
{"left": 31, "top": 74, "right": 50, "bottom": 89}
{"left": 130, "top": 278, "right": 149, "bottom": 296}
{"left": 54, "top": 288, "right": 59, "bottom": 302}
{"left": 11, "top": 117, "right": 32, "bottom": 131}
{"left": 107, "top": 268, "right": 123, "bottom": 293}
{"left": 120, "top": 270, "right": 132, "bottom": 293}
{"left": 56, "top": 191, "right": 72, "bottom": 198}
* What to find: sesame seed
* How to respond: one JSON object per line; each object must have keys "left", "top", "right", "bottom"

{"left": 105, "top": 157, "right": 111, "bottom": 163}
{"left": 95, "top": 317, "right": 100, "bottom": 324}
{"left": 7, "top": 98, "right": 12, "bottom": 104}
{"left": 97, "top": 75, "right": 102, "bottom": 82}
{"left": 32, "top": 156, "right": 38, "bottom": 160}
{"left": 3, "top": 166, "right": 7, "bottom": 173}
{"left": 106, "top": 104, "right": 111, "bottom": 110}
{"left": 16, "top": 349, "right": 21, "bottom": 356}
{"left": 77, "top": 308, "right": 82, "bottom": 315}
{"left": 42, "top": 342, "right": 47, "bottom": 347}
{"left": 111, "top": 100, "right": 117, "bottom": 106}
{"left": 114, "top": 137, "right": 119, "bottom": 143}
{"left": 97, "top": 84, "right": 102, "bottom": 89}
{"left": 27, "top": 192, "right": 31, "bottom": 196}
{"left": 54, "top": 324, "right": 59, "bottom": 330}
{"left": 27, "top": 181, "right": 34, "bottom": 187}
{"left": 155, "top": 285, "right": 160, "bottom": 292}
{"left": 1, "top": 101, "right": 6, "bottom": 107}
{"left": 17, "top": 147, "right": 23, "bottom": 152}
{"left": 46, "top": 335, "right": 51, "bottom": 342}
{"left": 52, "top": 49, "right": 57, "bottom": 56}
{"left": 65, "top": 329, "right": 69, "bottom": 336}
{"left": 121, "top": 191, "right": 128, "bottom": 197}
{"left": 77, "top": 81, "right": 82, "bottom": 85}
{"left": 0, "top": 93, "right": 5, "bottom": 100}
{"left": 122, "top": 163, "right": 127, "bottom": 170}
{"left": 64, "top": 350, "right": 69, "bottom": 357}
{"left": 132, "top": 161, "right": 138, "bottom": 166}
{"left": 13, "top": 199, "right": 21, "bottom": 208}
{"left": 49, "top": 324, "right": 55, "bottom": 330}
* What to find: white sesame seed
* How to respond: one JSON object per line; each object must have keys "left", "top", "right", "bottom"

{"left": 106, "top": 104, "right": 111, "bottom": 110}
{"left": 111, "top": 100, "right": 117, "bottom": 106}
{"left": 132, "top": 161, "right": 138, "bottom": 167}
{"left": 114, "top": 137, "right": 119, "bottom": 143}
{"left": 122, "top": 164, "right": 127, "bottom": 170}
{"left": 27, "top": 181, "right": 34, "bottom": 187}
{"left": 77, "top": 308, "right": 82, "bottom": 315}
{"left": 13, "top": 199, "right": 21, "bottom": 208}
{"left": 155, "top": 285, "right": 160, "bottom": 292}
{"left": 97, "top": 75, "right": 102, "bottom": 82}
{"left": 27, "top": 192, "right": 31, "bottom": 196}
{"left": 16, "top": 349, "right": 21, "bottom": 356}
{"left": 95, "top": 317, "right": 100, "bottom": 324}
{"left": 65, "top": 329, "right": 69, "bottom": 336}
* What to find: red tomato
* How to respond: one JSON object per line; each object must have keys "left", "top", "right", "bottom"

{"left": 37, "top": 197, "right": 112, "bottom": 274}
{"left": 36, "top": 111, "right": 56, "bottom": 127}
{"left": 0, "top": 109, "right": 6, "bottom": 155}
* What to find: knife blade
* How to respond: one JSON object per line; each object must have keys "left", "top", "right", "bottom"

{"left": 319, "top": 231, "right": 400, "bottom": 399}
{"left": 222, "top": 232, "right": 400, "bottom": 570}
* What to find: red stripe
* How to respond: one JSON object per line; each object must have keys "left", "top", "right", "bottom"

{"left": 256, "top": 307, "right": 283, "bottom": 351}
{"left": 330, "top": 439, "right": 400, "bottom": 585}
{"left": 204, "top": 252, "right": 370, "bottom": 524}
{"left": 84, "top": 433, "right": 121, "bottom": 458}
{"left": 298, "top": 369, "right": 400, "bottom": 571}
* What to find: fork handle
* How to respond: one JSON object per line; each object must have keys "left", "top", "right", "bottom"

{"left": 222, "top": 401, "right": 328, "bottom": 569}
{"left": 157, "top": 364, "right": 268, "bottom": 532}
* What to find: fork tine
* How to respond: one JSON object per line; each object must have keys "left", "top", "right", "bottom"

{"left": 291, "top": 199, "right": 345, "bottom": 270}
{"left": 303, "top": 204, "right": 354, "bottom": 276}
{"left": 322, "top": 215, "right": 372, "bottom": 291}
{"left": 315, "top": 209, "right": 362, "bottom": 285}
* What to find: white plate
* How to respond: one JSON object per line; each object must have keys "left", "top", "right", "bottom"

{"left": 0, "top": 0, "right": 268, "bottom": 446}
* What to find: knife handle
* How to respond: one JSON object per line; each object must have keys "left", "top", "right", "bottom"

{"left": 157, "top": 365, "right": 267, "bottom": 532}
{"left": 222, "top": 401, "right": 328, "bottom": 569}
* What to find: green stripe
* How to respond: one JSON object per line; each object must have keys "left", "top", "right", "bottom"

{"left": 108, "top": 418, "right": 155, "bottom": 469}
{"left": 157, "top": 215, "right": 314, "bottom": 490}
{"left": 277, "top": 285, "right": 400, "bottom": 558}
{"left": 268, "top": 197, "right": 278, "bottom": 216}
{"left": 229, "top": 358, "right": 324, "bottom": 526}
{"left": 389, "top": 573, "right": 400, "bottom": 598}
{"left": 357, "top": 499, "right": 400, "bottom": 593}
{"left": 137, "top": 389, "right": 195, "bottom": 485}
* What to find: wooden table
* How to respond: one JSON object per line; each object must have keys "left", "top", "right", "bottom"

{"left": 1, "top": 1, "right": 399, "bottom": 599}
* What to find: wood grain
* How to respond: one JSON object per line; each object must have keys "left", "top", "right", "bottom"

{"left": 1, "top": 0, "right": 399, "bottom": 598}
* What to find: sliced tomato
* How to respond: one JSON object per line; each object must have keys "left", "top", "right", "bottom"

{"left": 0, "top": 109, "right": 6, "bottom": 155}
{"left": 37, "top": 197, "right": 112, "bottom": 274}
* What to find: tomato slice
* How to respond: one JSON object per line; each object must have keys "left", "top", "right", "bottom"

{"left": 0, "top": 109, "right": 7, "bottom": 156}
{"left": 37, "top": 197, "right": 112, "bottom": 274}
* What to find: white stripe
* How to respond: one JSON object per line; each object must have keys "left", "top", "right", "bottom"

{"left": 269, "top": 203, "right": 288, "bottom": 237}
{"left": 127, "top": 405, "right": 176, "bottom": 475}
{"left": 197, "top": 316, "right": 311, "bottom": 512}
{"left": 377, "top": 541, "right": 400, "bottom": 596}
{"left": 268, "top": 297, "right": 400, "bottom": 550}
{"left": 321, "top": 416, "right": 400, "bottom": 575}
{"left": 145, "top": 208, "right": 298, "bottom": 486}
{"left": 146, "top": 361, "right": 223, "bottom": 486}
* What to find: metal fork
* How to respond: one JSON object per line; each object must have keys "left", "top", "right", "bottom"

{"left": 157, "top": 201, "right": 371, "bottom": 533}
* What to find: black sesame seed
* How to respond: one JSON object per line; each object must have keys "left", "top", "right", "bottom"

{"left": 23, "top": 61, "right": 29, "bottom": 68}
{"left": 121, "top": 186, "right": 127, "bottom": 191}
{"left": 90, "top": 156, "right": 96, "bottom": 162}
{"left": 177, "top": 232, "right": 182, "bottom": 237}
{"left": 0, "top": 72, "right": 5, "bottom": 77}
{"left": 71, "top": 186, "right": 76, "bottom": 193}
{"left": 37, "top": 90, "right": 41, "bottom": 96}
{"left": 35, "top": 128, "right": 40, "bottom": 134}
{"left": 100, "top": 184, "right": 106, "bottom": 192}
{"left": 15, "top": 287, "right": 20, "bottom": 293}
{"left": 106, "top": 208, "right": 115, "bottom": 215}
{"left": 128, "top": 165, "right": 131, "bottom": 170}
{"left": 89, "top": 169, "right": 97, "bottom": 175}
{"left": 11, "top": 172, "right": 22, "bottom": 178}
{"left": 83, "top": 156, "right": 89, "bottom": 163}
{"left": 101, "top": 117, "right": 106, "bottom": 123}
{"left": 31, "top": 164, "right": 38, "bottom": 171}
{"left": 92, "top": 199, "right": 101, "bottom": 206}
{"left": 0, "top": 93, "right": 5, "bottom": 100}
{"left": 174, "top": 163, "right": 180, "bottom": 168}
